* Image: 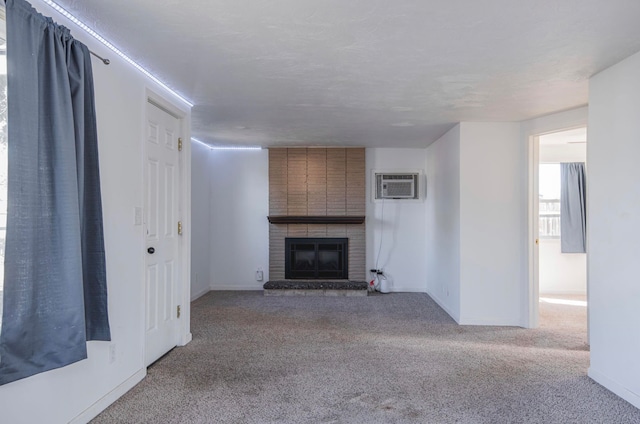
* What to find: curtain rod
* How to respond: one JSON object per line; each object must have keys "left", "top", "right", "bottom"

{"left": 90, "top": 50, "right": 110, "bottom": 65}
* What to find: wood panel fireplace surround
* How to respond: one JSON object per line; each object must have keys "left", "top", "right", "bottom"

{"left": 266, "top": 148, "right": 366, "bottom": 292}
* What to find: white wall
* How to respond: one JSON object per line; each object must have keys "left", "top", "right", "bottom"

{"left": 204, "top": 148, "right": 430, "bottom": 293}
{"left": 424, "top": 122, "right": 525, "bottom": 326}
{"left": 539, "top": 239, "right": 587, "bottom": 294}
{"left": 209, "top": 150, "right": 269, "bottom": 290}
{"left": 191, "top": 142, "right": 212, "bottom": 300}
{"left": 539, "top": 144, "right": 587, "bottom": 163}
{"left": 520, "top": 107, "right": 589, "bottom": 139}
{"left": 458, "top": 122, "right": 524, "bottom": 325}
{"left": 207, "top": 148, "right": 427, "bottom": 292}
{"left": 366, "top": 148, "right": 427, "bottom": 292}
{"left": 425, "top": 125, "right": 461, "bottom": 320}
{"left": 587, "top": 50, "right": 640, "bottom": 409}
{"left": 0, "top": 1, "right": 191, "bottom": 422}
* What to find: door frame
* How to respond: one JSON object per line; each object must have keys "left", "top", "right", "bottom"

{"left": 526, "top": 123, "right": 588, "bottom": 328}
{"left": 143, "top": 88, "right": 192, "bottom": 357}
{"left": 527, "top": 135, "right": 541, "bottom": 328}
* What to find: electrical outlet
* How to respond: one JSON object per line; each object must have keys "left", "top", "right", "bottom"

{"left": 109, "top": 344, "right": 116, "bottom": 364}
{"left": 256, "top": 270, "right": 264, "bottom": 281}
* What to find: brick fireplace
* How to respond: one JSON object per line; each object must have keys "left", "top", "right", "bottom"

{"left": 268, "top": 148, "right": 366, "bottom": 281}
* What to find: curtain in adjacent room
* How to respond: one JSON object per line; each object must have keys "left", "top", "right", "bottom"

{"left": 560, "top": 162, "right": 587, "bottom": 253}
{"left": 0, "top": 0, "right": 110, "bottom": 385}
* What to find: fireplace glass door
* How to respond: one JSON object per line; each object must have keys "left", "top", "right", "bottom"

{"left": 285, "top": 238, "right": 348, "bottom": 279}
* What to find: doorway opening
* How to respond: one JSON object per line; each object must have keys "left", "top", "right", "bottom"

{"left": 534, "top": 127, "right": 588, "bottom": 341}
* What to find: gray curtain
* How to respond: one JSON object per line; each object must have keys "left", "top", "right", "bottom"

{"left": 0, "top": 0, "right": 110, "bottom": 385}
{"left": 560, "top": 162, "right": 587, "bottom": 253}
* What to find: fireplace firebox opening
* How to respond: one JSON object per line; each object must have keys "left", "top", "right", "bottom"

{"left": 285, "top": 238, "right": 348, "bottom": 279}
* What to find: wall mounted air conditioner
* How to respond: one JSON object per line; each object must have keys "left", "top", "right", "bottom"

{"left": 374, "top": 172, "right": 421, "bottom": 200}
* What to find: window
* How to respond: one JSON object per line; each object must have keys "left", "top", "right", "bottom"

{"left": 0, "top": 1, "right": 110, "bottom": 385}
{"left": 539, "top": 164, "right": 561, "bottom": 238}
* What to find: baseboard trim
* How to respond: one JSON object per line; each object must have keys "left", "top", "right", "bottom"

{"left": 191, "top": 287, "right": 210, "bottom": 301}
{"left": 180, "top": 332, "right": 193, "bottom": 346}
{"left": 70, "top": 368, "right": 146, "bottom": 424}
{"left": 425, "top": 291, "right": 521, "bottom": 327}
{"left": 588, "top": 367, "right": 640, "bottom": 409}
{"left": 426, "top": 291, "right": 460, "bottom": 324}
{"left": 386, "top": 287, "right": 426, "bottom": 293}
{"left": 458, "top": 317, "right": 520, "bottom": 326}
{"left": 211, "top": 284, "right": 264, "bottom": 291}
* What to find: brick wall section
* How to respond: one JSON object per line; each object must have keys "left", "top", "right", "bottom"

{"left": 307, "top": 148, "right": 327, "bottom": 216}
{"left": 269, "top": 148, "right": 366, "bottom": 280}
{"left": 269, "top": 149, "right": 287, "bottom": 215}
{"left": 346, "top": 149, "right": 366, "bottom": 215}
{"left": 327, "top": 149, "right": 346, "bottom": 215}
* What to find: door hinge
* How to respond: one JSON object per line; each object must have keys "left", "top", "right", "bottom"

{"left": 177, "top": 305, "right": 181, "bottom": 319}
{"left": 178, "top": 137, "right": 183, "bottom": 151}
{"left": 178, "top": 221, "right": 183, "bottom": 235}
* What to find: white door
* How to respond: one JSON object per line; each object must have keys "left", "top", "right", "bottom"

{"left": 145, "top": 102, "right": 181, "bottom": 366}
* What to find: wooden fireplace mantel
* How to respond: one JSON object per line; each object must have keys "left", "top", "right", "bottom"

{"left": 267, "top": 216, "right": 365, "bottom": 225}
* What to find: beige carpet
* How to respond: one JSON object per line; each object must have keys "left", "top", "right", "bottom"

{"left": 92, "top": 291, "right": 639, "bottom": 423}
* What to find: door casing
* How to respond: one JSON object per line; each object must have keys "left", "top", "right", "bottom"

{"left": 527, "top": 125, "right": 589, "bottom": 329}
{"left": 142, "top": 89, "right": 192, "bottom": 367}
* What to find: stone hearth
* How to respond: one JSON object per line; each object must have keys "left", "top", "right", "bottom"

{"left": 263, "top": 280, "right": 368, "bottom": 297}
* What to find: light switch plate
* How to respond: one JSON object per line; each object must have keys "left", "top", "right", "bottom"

{"left": 134, "top": 207, "right": 143, "bottom": 226}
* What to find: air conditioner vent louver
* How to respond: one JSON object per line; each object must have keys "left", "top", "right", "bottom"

{"left": 374, "top": 172, "right": 420, "bottom": 200}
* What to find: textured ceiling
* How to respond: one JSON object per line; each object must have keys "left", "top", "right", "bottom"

{"left": 53, "top": 0, "right": 640, "bottom": 147}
